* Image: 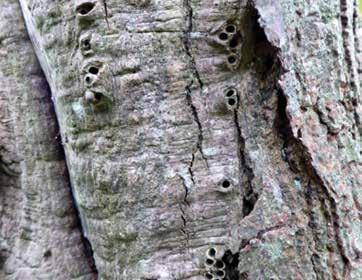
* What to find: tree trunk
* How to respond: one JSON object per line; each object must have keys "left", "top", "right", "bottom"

{"left": 0, "top": 0, "right": 361, "bottom": 279}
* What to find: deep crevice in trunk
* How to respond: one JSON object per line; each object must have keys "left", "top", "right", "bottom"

{"left": 37, "top": 72, "right": 99, "bottom": 278}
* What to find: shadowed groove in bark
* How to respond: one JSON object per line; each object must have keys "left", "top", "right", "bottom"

{"left": 37, "top": 72, "right": 99, "bottom": 278}
{"left": 234, "top": 111, "right": 258, "bottom": 218}
{"left": 221, "top": 250, "right": 240, "bottom": 280}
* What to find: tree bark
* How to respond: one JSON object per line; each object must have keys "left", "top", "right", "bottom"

{"left": 0, "top": 0, "right": 361, "bottom": 279}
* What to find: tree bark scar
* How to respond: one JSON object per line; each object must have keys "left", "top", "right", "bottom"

{"left": 103, "top": 0, "right": 110, "bottom": 29}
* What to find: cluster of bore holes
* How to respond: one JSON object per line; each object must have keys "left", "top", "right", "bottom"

{"left": 76, "top": 2, "right": 96, "bottom": 16}
{"left": 224, "top": 88, "right": 238, "bottom": 109}
{"left": 205, "top": 247, "right": 226, "bottom": 280}
{"left": 84, "top": 66, "right": 100, "bottom": 85}
{"left": 218, "top": 24, "right": 242, "bottom": 67}
{"left": 84, "top": 66, "right": 103, "bottom": 103}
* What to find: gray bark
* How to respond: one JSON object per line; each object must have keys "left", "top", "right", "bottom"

{"left": 0, "top": 0, "right": 361, "bottom": 279}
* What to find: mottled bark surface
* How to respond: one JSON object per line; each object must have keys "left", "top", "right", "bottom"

{"left": 0, "top": 0, "right": 361, "bottom": 279}
{"left": 0, "top": 0, "right": 96, "bottom": 278}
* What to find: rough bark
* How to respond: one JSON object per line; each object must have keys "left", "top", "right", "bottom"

{"left": 0, "top": 0, "right": 96, "bottom": 278}
{"left": 0, "top": 0, "right": 361, "bottom": 279}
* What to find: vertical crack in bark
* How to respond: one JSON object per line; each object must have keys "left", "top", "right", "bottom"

{"left": 103, "top": 0, "right": 110, "bottom": 29}
{"left": 183, "top": 0, "right": 208, "bottom": 172}
{"left": 233, "top": 111, "right": 258, "bottom": 217}
{"left": 183, "top": 0, "right": 203, "bottom": 89}
{"left": 177, "top": 175, "right": 190, "bottom": 245}
{"left": 185, "top": 83, "right": 208, "bottom": 168}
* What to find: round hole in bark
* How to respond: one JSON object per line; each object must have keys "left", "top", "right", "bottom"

{"left": 43, "top": 250, "right": 52, "bottom": 258}
{"left": 85, "top": 76, "right": 92, "bottom": 83}
{"left": 219, "top": 32, "right": 228, "bottom": 41}
{"left": 228, "top": 55, "right": 237, "bottom": 64}
{"left": 89, "top": 66, "right": 99, "bottom": 75}
{"left": 216, "top": 270, "right": 225, "bottom": 277}
{"left": 222, "top": 180, "right": 231, "bottom": 188}
{"left": 76, "top": 3, "right": 95, "bottom": 15}
{"left": 206, "top": 258, "right": 215, "bottom": 266}
{"left": 226, "top": 25, "right": 236, "bottom": 33}
{"left": 228, "top": 98, "right": 236, "bottom": 106}
{"left": 208, "top": 247, "right": 216, "bottom": 257}
{"left": 225, "top": 89, "right": 235, "bottom": 97}
{"left": 83, "top": 40, "right": 91, "bottom": 50}
{"left": 205, "top": 272, "right": 213, "bottom": 279}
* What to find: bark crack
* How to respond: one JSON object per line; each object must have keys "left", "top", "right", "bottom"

{"left": 103, "top": 0, "right": 110, "bottom": 29}
{"left": 183, "top": 0, "right": 208, "bottom": 173}
{"left": 185, "top": 82, "right": 208, "bottom": 171}
{"left": 178, "top": 175, "right": 190, "bottom": 245}
{"left": 183, "top": 0, "right": 203, "bottom": 89}
{"left": 234, "top": 111, "right": 258, "bottom": 217}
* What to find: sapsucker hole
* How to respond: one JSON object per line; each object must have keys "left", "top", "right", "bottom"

{"left": 228, "top": 55, "right": 237, "bottom": 64}
{"left": 85, "top": 76, "right": 92, "bottom": 84}
{"left": 76, "top": 3, "right": 95, "bottom": 15}
{"left": 208, "top": 247, "right": 216, "bottom": 257}
{"left": 226, "top": 25, "right": 236, "bottom": 33}
{"left": 219, "top": 32, "right": 228, "bottom": 41}
{"left": 225, "top": 89, "right": 235, "bottom": 97}
{"left": 222, "top": 180, "right": 231, "bottom": 188}
{"left": 205, "top": 272, "right": 213, "bottom": 279}
{"left": 43, "top": 250, "right": 52, "bottom": 258}
{"left": 228, "top": 98, "right": 236, "bottom": 106}
{"left": 83, "top": 39, "right": 91, "bottom": 50}
{"left": 216, "top": 270, "right": 225, "bottom": 277}
{"left": 89, "top": 66, "right": 99, "bottom": 74}
{"left": 206, "top": 258, "right": 215, "bottom": 266}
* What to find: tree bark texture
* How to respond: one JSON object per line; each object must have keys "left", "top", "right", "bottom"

{"left": 0, "top": 0, "right": 361, "bottom": 279}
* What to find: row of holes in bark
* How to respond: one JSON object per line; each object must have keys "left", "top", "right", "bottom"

{"left": 225, "top": 88, "right": 238, "bottom": 109}
{"left": 75, "top": 2, "right": 106, "bottom": 104}
{"left": 217, "top": 24, "right": 242, "bottom": 67}
{"left": 84, "top": 65, "right": 103, "bottom": 103}
{"left": 205, "top": 247, "right": 226, "bottom": 279}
